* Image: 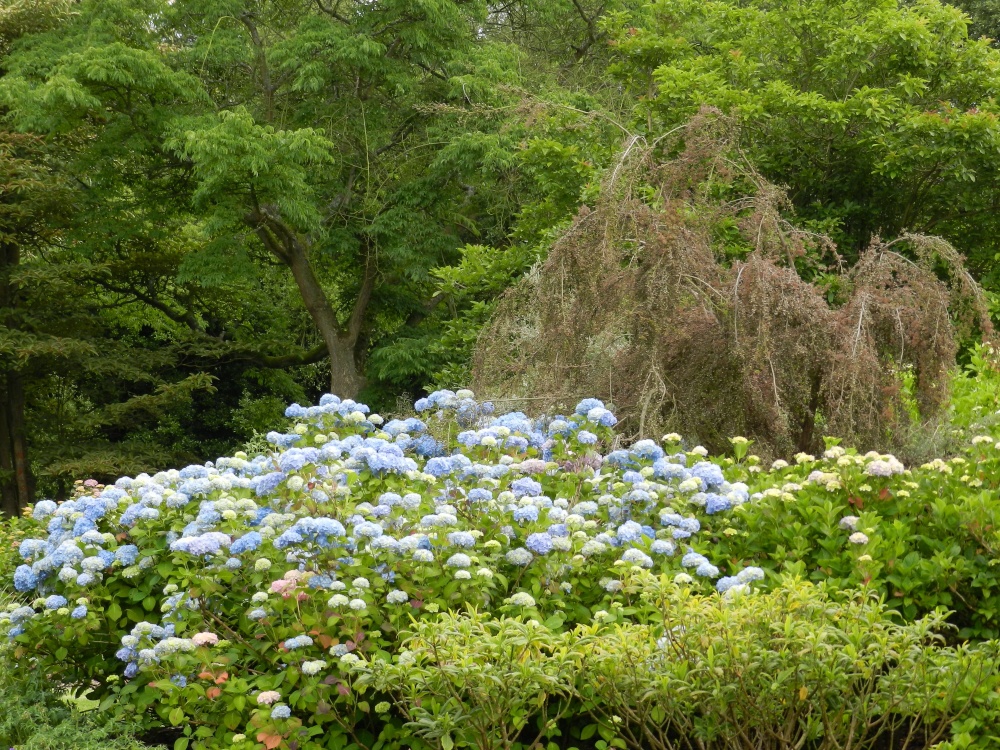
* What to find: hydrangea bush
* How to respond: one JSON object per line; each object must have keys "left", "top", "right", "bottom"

{"left": 716, "top": 435, "right": 1000, "bottom": 640}
{"left": 2, "top": 388, "right": 999, "bottom": 749}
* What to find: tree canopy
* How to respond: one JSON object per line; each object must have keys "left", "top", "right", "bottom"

{"left": 606, "top": 0, "right": 1000, "bottom": 283}
{"left": 1, "top": 0, "right": 999, "bottom": 513}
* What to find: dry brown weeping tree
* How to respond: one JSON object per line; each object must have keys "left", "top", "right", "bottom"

{"left": 472, "top": 111, "right": 994, "bottom": 457}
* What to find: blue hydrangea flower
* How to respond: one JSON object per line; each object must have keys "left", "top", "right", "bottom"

{"left": 525, "top": 532, "right": 553, "bottom": 555}
{"left": 695, "top": 561, "right": 720, "bottom": 578}
{"left": 575, "top": 398, "right": 604, "bottom": 415}
{"left": 681, "top": 550, "right": 708, "bottom": 569}
{"left": 446, "top": 553, "right": 472, "bottom": 568}
{"left": 511, "top": 478, "right": 542, "bottom": 498}
{"left": 353, "top": 521, "right": 383, "bottom": 539}
{"left": 424, "top": 456, "right": 455, "bottom": 477}
{"left": 586, "top": 407, "right": 617, "bottom": 427}
{"left": 650, "top": 539, "right": 676, "bottom": 555}
{"left": 447, "top": 531, "right": 476, "bottom": 548}
{"left": 653, "top": 458, "right": 688, "bottom": 480}
{"left": 512, "top": 505, "right": 539, "bottom": 523}
{"left": 737, "top": 566, "right": 765, "bottom": 584}
{"left": 604, "top": 450, "right": 634, "bottom": 468}
{"left": 704, "top": 494, "right": 731, "bottom": 514}
{"left": 621, "top": 549, "right": 653, "bottom": 567}
{"left": 166, "top": 493, "right": 190, "bottom": 509}
{"left": 230, "top": 532, "right": 263, "bottom": 555}
{"left": 505, "top": 548, "right": 533, "bottom": 566}
{"left": 690, "top": 461, "right": 724, "bottom": 488}
{"left": 271, "top": 705, "right": 291, "bottom": 720}
{"left": 285, "top": 403, "right": 307, "bottom": 418}
{"left": 716, "top": 575, "right": 741, "bottom": 593}
{"left": 170, "top": 532, "right": 230, "bottom": 556}
{"left": 616, "top": 521, "right": 644, "bottom": 543}
{"left": 265, "top": 432, "right": 302, "bottom": 448}
{"left": 254, "top": 472, "right": 287, "bottom": 497}
{"left": 13, "top": 565, "right": 38, "bottom": 592}
{"left": 18, "top": 538, "right": 47, "bottom": 560}
{"left": 32, "top": 499, "right": 59, "bottom": 520}
{"left": 179, "top": 465, "right": 209, "bottom": 479}
{"left": 412, "top": 435, "right": 443, "bottom": 457}
{"left": 631, "top": 439, "right": 665, "bottom": 461}
{"left": 10, "top": 606, "right": 36, "bottom": 625}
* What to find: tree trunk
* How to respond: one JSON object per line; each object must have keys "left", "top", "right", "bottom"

{"left": 796, "top": 370, "right": 823, "bottom": 454}
{"left": 1, "top": 239, "right": 31, "bottom": 517}
{"left": 0, "top": 378, "right": 20, "bottom": 517}
{"left": 285, "top": 241, "right": 365, "bottom": 397}
{"left": 245, "top": 207, "right": 370, "bottom": 397}
{"left": 2, "top": 371, "right": 33, "bottom": 514}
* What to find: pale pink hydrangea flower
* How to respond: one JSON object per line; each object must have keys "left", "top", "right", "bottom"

{"left": 192, "top": 632, "right": 219, "bottom": 647}
{"left": 270, "top": 579, "right": 295, "bottom": 595}
{"left": 516, "top": 459, "right": 547, "bottom": 475}
{"left": 256, "top": 691, "right": 281, "bottom": 705}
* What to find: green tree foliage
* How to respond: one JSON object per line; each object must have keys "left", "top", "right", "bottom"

{"left": 3, "top": 0, "right": 1000, "bottom": 513}
{"left": 0, "top": 0, "right": 631, "bottom": 509}
{"left": 0, "top": 0, "right": 589, "bottom": 398}
{"left": 0, "top": 3, "right": 239, "bottom": 513}
{"left": 605, "top": 0, "right": 1000, "bottom": 285}
{"left": 0, "top": 127, "right": 231, "bottom": 511}
{"left": 952, "top": 0, "right": 1000, "bottom": 44}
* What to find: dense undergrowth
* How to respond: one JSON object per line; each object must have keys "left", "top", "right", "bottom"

{"left": 0, "top": 592, "right": 149, "bottom": 749}
{"left": 1, "top": 347, "right": 1000, "bottom": 750}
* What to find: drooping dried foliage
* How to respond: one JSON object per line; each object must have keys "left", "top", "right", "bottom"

{"left": 473, "top": 112, "right": 993, "bottom": 456}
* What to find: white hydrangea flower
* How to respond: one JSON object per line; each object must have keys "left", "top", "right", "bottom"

{"left": 506, "top": 592, "right": 535, "bottom": 607}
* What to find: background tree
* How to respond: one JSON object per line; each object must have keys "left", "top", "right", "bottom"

{"left": 605, "top": 0, "right": 1000, "bottom": 289}
{"left": 1, "top": 0, "right": 572, "bottom": 397}
{"left": 4, "top": 0, "right": 1000, "bottom": 512}
{"left": 952, "top": 0, "right": 1000, "bottom": 43}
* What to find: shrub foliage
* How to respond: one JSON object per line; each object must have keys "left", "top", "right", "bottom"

{"left": 473, "top": 113, "right": 994, "bottom": 456}
{"left": 2, "top": 387, "right": 1000, "bottom": 748}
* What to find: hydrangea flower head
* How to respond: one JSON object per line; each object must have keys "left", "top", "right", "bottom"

{"left": 506, "top": 592, "right": 536, "bottom": 607}
{"left": 271, "top": 705, "right": 291, "bottom": 720}
{"left": 446, "top": 553, "right": 472, "bottom": 568}
{"left": 505, "top": 548, "right": 533, "bottom": 566}
{"left": 192, "top": 632, "right": 219, "bottom": 647}
{"left": 284, "top": 635, "right": 314, "bottom": 650}
{"left": 525, "top": 532, "right": 553, "bottom": 555}
{"left": 302, "top": 660, "right": 327, "bottom": 675}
